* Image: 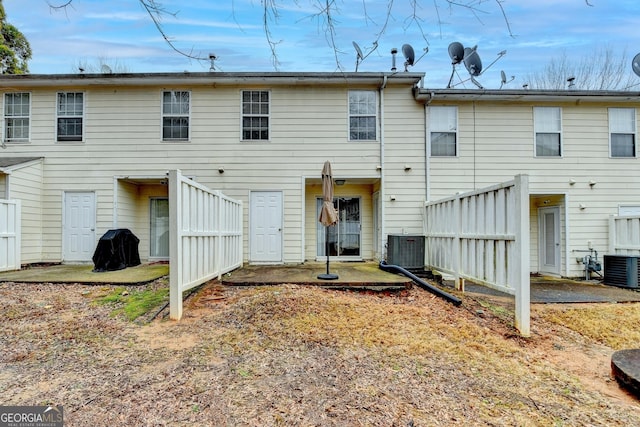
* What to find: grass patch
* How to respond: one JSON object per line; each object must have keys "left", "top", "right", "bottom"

{"left": 539, "top": 302, "right": 640, "bottom": 349}
{"left": 96, "top": 286, "right": 169, "bottom": 321}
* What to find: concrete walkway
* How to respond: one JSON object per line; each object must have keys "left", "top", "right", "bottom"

{"left": 462, "top": 275, "right": 640, "bottom": 304}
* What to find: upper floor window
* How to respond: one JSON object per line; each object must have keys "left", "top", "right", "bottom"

{"left": 57, "top": 92, "right": 84, "bottom": 142}
{"left": 242, "top": 90, "right": 269, "bottom": 141}
{"left": 4, "top": 92, "right": 30, "bottom": 142}
{"left": 429, "top": 106, "right": 457, "bottom": 156}
{"left": 609, "top": 107, "right": 636, "bottom": 158}
{"left": 534, "top": 107, "right": 562, "bottom": 157}
{"left": 348, "top": 90, "right": 377, "bottom": 141}
{"left": 162, "top": 91, "right": 190, "bottom": 141}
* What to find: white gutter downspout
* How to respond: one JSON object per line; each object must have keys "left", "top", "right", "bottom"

{"left": 379, "top": 76, "right": 387, "bottom": 260}
{"left": 424, "top": 92, "right": 435, "bottom": 201}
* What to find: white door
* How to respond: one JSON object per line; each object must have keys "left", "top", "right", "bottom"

{"left": 539, "top": 206, "right": 561, "bottom": 274}
{"left": 250, "top": 191, "right": 283, "bottom": 263}
{"left": 63, "top": 191, "right": 96, "bottom": 262}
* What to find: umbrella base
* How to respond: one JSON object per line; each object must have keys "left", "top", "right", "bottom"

{"left": 317, "top": 273, "right": 339, "bottom": 280}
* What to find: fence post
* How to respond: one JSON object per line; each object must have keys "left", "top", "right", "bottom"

{"left": 608, "top": 215, "right": 616, "bottom": 255}
{"left": 216, "top": 194, "right": 222, "bottom": 280}
{"left": 169, "top": 169, "right": 183, "bottom": 320}
{"left": 513, "top": 174, "right": 530, "bottom": 337}
{"left": 453, "top": 197, "right": 463, "bottom": 291}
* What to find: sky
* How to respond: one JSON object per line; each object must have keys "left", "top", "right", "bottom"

{"left": 4, "top": 0, "right": 640, "bottom": 89}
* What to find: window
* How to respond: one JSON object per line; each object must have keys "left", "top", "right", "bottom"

{"left": 349, "top": 91, "right": 376, "bottom": 140}
{"left": 57, "top": 92, "right": 84, "bottom": 142}
{"left": 242, "top": 90, "right": 269, "bottom": 140}
{"left": 619, "top": 205, "right": 640, "bottom": 216}
{"left": 534, "top": 107, "right": 562, "bottom": 157}
{"left": 4, "top": 93, "right": 30, "bottom": 142}
{"left": 429, "top": 106, "right": 457, "bottom": 156}
{"left": 162, "top": 91, "right": 190, "bottom": 141}
{"left": 609, "top": 108, "right": 636, "bottom": 158}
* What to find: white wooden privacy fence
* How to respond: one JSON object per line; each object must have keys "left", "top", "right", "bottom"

{"left": 609, "top": 215, "right": 640, "bottom": 255}
{"left": 169, "top": 170, "right": 243, "bottom": 320}
{"left": 0, "top": 199, "right": 21, "bottom": 272}
{"left": 424, "top": 175, "right": 530, "bottom": 336}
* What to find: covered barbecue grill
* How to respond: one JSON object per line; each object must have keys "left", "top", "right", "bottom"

{"left": 92, "top": 229, "right": 141, "bottom": 272}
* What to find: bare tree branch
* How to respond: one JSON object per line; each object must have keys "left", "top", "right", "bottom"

{"left": 526, "top": 47, "right": 635, "bottom": 90}
{"left": 262, "top": 0, "right": 282, "bottom": 70}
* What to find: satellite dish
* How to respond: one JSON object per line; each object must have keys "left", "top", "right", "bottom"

{"left": 101, "top": 64, "right": 112, "bottom": 74}
{"left": 448, "top": 42, "right": 464, "bottom": 64}
{"left": 402, "top": 44, "right": 415, "bottom": 67}
{"left": 501, "top": 70, "right": 507, "bottom": 84}
{"left": 633, "top": 52, "right": 640, "bottom": 77}
{"left": 463, "top": 47, "right": 482, "bottom": 76}
{"left": 353, "top": 41, "right": 364, "bottom": 60}
{"left": 353, "top": 40, "right": 378, "bottom": 71}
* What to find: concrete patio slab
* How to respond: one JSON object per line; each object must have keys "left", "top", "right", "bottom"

{"left": 222, "top": 262, "right": 412, "bottom": 290}
{"left": 0, "top": 263, "right": 169, "bottom": 285}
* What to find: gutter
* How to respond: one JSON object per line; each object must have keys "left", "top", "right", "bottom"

{"left": 379, "top": 75, "right": 387, "bottom": 261}
{"left": 414, "top": 88, "right": 640, "bottom": 104}
{"left": 0, "top": 72, "right": 424, "bottom": 89}
{"left": 424, "top": 92, "right": 435, "bottom": 202}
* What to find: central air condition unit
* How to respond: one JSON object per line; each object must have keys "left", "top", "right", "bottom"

{"left": 387, "top": 235, "right": 425, "bottom": 270}
{"left": 604, "top": 255, "right": 640, "bottom": 288}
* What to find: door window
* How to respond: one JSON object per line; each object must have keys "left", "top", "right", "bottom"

{"left": 150, "top": 198, "right": 169, "bottom": 258}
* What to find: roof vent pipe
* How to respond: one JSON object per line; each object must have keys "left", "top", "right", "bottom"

{"left": 391, "top": 48, "right": 398, "bottom": 72}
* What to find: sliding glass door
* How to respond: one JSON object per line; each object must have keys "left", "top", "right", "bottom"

{"left": 316, "top": 197, "right": 361, "bottom": 259}
{"left": 150, "top": 197, "right": 169, "bottom": 258}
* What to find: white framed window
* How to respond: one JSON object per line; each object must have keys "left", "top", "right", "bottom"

{"left": 162, "top": 90, "right": 190, "bottom": 141}
{"left": 241, "top": 90, "right": 270, "bottom": 141}
{"left": 348, "top": 90, "right": 377, "bottom": 141}
{"left": 619, "top": 205, "right": 640, "bottom": 216}
{"left": 57, "top": 92, "right": 84, "bottom": 142}
{"left": 609, "top": 107, "right": 636, "bottom": 158}
{"left": 4, "top": 92, "right": 30, "bottom": 142}
{"left": 534, "top": 107, "right": 562, "bottom": 157}
{"left": 429, "top": 106, "right": 457, "bottom": 157}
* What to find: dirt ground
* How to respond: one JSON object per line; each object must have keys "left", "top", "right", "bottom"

{"left": 1, "top": 278, "right": 640, "bottom": 426}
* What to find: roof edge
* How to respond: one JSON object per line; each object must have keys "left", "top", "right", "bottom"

{"left": 0, "top": 72, "right": 425, "bottom": 88}
{"left": 415, "top": 88, "right": 640, "bottom": 103}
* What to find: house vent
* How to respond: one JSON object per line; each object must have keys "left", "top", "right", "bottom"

{"left": 604, "top": 255, "right": 640, "bottom": 288}
{"left": 387, "top": 235, "right": 425, "bottom": 270}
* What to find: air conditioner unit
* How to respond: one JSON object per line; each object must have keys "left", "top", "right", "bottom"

{"left": 387, "top": 235, "right": 425, "bottom": 270}
{"left": 604, "top": 255, "right": 640, "bottom": 288}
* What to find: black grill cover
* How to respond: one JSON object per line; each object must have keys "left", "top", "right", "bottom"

{"left": 92, "top": 229, "right": 141, "bottom": 272}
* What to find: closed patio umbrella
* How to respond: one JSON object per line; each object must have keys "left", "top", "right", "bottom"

{"left": 318, "top": 161, "right": 339, "bottom": 280}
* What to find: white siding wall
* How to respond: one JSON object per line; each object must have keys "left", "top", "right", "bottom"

{"left": 2, "top": 80, "right": 423, "bottom": 264}
{"left": 6, "top": 162, "right": 43, "bottom": 264}
{"left": 428, "top": 101, "right": 640, "bottom": 277}
{"left": 382, "top": 89, "right": 427, "bottom": 240}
